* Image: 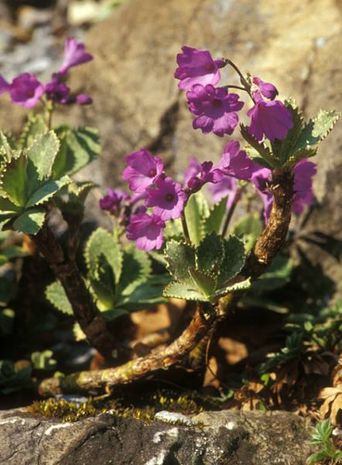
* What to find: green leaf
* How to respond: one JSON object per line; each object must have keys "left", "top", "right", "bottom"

{"left": 203, "top": 197, "right": 227, "bottom": 235}
{"left": 31, "top": 350, "right": 57, "bottom": 371}
{"left": 272, "top": 102, "right": 340, "bottom": 165}
{"left": 1, "top": 156, "right": 28, "bottom": 207}
{"left": 85, "top": 228, "right": 123, "bottom": 284}
{"left": 46, "top": 281, "right": 73, "bottom": 315}
{"left": 214, "top": 278, "right": 251, "bottom": 297}
{"left": 19, "top": 114, "right": 48, "bottom": 149}
{"left": 196, "top": 233, "right": 224, "bottom": 275}
{"left": 118, "top": 277, "right": 167, "bottom": 310}
{"left": 233, "top": 214, "right": 263, "bottom": 252}
{"left": 26, "top": 131, "right": 60, "bottom": 181}
{"left": 251, "top": 255, "right": 292, "bottom": 293}
{"left": 73, "top": 323, "right": 86, "bottom": 341}
{"left": 25, "top": 176, "right": 70, "bottom": 207}
{"left": 12, "top": 208, "right": 46, "bottom": 235}
{"left": 0, "top": 197, "right": 21, "bottom": 215}
{"left": 189, "top": 268, "right": 217, "bottom": 297}
{"left": 218, "top": 235, "right": 246, "bottom": 287}
{"left": 184, "top": 192, "right": 209, "bottom": 246}
{"left": 119, "top": 246, "right": 151, "bottom": 295}
{"left": 163, "top": 281, "right": 208, "bottom": 301}
{"left": 0, "top": 132, "right": 14, "bottom": 164}
{"left": 240, "top": 124, "right": 277, "bottom": 168}
{"left": 52, "top": 127, "right": 101, "bottom": 178}
{"left": 164, "top": 240, "right": 196, "bottom": 282}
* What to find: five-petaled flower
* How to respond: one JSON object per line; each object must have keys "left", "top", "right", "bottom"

{"left": 145, "top": 176, "right": 187, "bottom": 221}
{"left": 0, "top": 73, "right": 44, "bottom": 108}
{"left": 126, "top": 212, "right": 165, "bottom": 251}
{"left": 123, "top": 149, "right": 164, "bottom": 193}
{"left": 175, "top": 46, "right": 225, "bottom": 90}
{"left": 187, "top": 84, "right": 244, "bottom": 137}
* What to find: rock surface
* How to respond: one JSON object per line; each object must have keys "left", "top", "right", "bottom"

{"left": 0, "top": 408, "right": 313, "bottom": 465}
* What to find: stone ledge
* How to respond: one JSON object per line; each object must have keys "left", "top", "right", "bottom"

{"left": 0, "top": 408, "right": 314, "bottom": 465}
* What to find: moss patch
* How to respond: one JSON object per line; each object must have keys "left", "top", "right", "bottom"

{"left": 26, "top": 388, "right": 212, "bottom": 423}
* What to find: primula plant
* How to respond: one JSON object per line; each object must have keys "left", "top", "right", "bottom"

{"left": 0, "top": 41, "right": 339, "bottom": 401}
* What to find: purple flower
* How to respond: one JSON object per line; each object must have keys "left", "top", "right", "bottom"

{"left": 252, "top": 76, "right": 278, "bottom": 100}
{"left": 3, "top": 73, "right": 44, "bottom": 108}
{"left": 175, "top": 46, "right": 225, "bottom": 90}
{"left": 123, "top": 149, "right": 164, "bottom": 193}
{"left": 45, "top": 76, "right": 70, "bottom": 104}
{"left": 208, "top": 176, "right": 238, "bottom": 209}
{"left": 145, "top": 176, "right": 186, "bottom": 221}
{"left": 292, "top": 159, "right": 317, "bottom": 214}
{"left": 251, "top": 168, "right": 274, "bottom": 221}
{"left": 75, "top": 94, "right": 92, "bottom": 105}
{"left": 45, "top": 74, "right": 92, "bottom": 106}
{"left": 252, "top": 160, "right": 316, "bottom": 221}
{"left": 218, "top": 140, "right": 261, "bottom": 181}
{"left": 186, "top": 84, "right": 244, "bottom": 137}
{"left": 59, "top": 37, "right": 93, "bottom": 75}
{"left": 99, "top": 189, "right": 129, "bottom": 215}
{"left": 247, "top": 94, "right": 293, "bottom": 142}
{"left": 184, "top": 158, "right": 219, "bottom": 193}
{"left": 126, "top": 212, "right": 165, "bottom": 251}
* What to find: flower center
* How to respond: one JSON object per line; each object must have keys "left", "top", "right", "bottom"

{"left": 148, "top": 168, "right": 157, "bottom": 177}
{"left": 205, "top": 63, "right": 215, "bottom": 72}
{"left": 165, "top": 193, "right": 174, "bottom": 202}
{"left": 26, "top": 89, "right": 35, "bottom": 98}
{"left": 212, "top": 98, "right": 222, "bottom": 108}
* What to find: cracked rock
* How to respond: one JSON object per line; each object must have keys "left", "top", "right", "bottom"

{"left": 0, "top": 408, "right": 314, "bottom": 465}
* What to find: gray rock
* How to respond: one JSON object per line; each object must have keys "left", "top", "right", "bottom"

{"left": 0, "top": 408, "right": 314, "bottom": 465}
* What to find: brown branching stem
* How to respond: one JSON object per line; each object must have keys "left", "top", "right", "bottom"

{"left": 39, "top": 168, "right": 293, "bottom": 396}
{"left": 31, "top": 224, "right": 117, "bottom": 358}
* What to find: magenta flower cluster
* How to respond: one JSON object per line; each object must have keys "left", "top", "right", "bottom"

{"left": 0, "top": 38, "right": 93, "bottom": 108}
{"left": 175, "top": 46, "right": 293, "bottom": 142}
{"left": 98, "top": 46, "right": 316, "bottom": 251}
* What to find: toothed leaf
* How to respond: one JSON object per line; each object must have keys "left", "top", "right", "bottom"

{"left": 12, "top": 208, "right": 46, "bottom": 235}
{"left": 189, "top": 268, "right": 217, "bottom": 297}
{"left": 119, "top": 246, "right": 151, "bottom": 295}
{"left": 1, "top": 156, "right": 28, "bottom": 207}
{"left": 196, "top": 233, "right": 224, "bottom": 275}
{"left": 52, "top": 126, "right": 101, "bottom": 178}
{"left": 214, "top": 278, "right": 251, "bottom": 297}
{"left": 26, "top": 131, "right": 60, "bottom": 181}
{"left": 19, "top": 114, "right": 48, "bottom": 149}
{"left": 164, "top": 240, "right": 196, "bottom": 282}
{"left": 163, "top": 281, "right": 208, "bottom": 301}
{"left": 85, "top": 228, "right": 123, "bottom": 284}
{"left": 218, "top": 235, "right": 246, "bottom": 287}
{"left": 25, "top": 176, "right": 70, "bottom": 207}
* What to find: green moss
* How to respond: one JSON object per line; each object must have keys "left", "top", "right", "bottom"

{"left": 27, "top": 388, "right": 208, "bottom": 424}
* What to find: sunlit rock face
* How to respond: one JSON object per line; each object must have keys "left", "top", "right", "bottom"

{"left": 0, "top": 408, "right": 313, "bottom": 464}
